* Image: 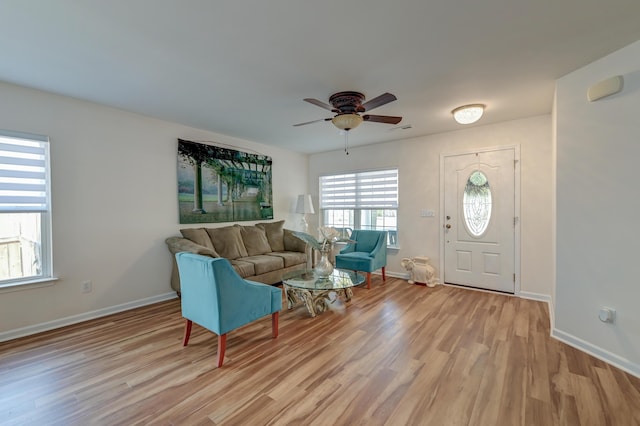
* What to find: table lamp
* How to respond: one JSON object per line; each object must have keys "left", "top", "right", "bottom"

{"left": 295, "top": 194, "right": 315, "bottom": 233}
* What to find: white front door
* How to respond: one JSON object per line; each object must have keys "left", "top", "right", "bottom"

{"left": 443, "top": 148, "right": 516, "bottom": 293}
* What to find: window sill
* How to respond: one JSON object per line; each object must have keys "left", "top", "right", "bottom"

{"left": 0, "top": 277, "right": 59, "bottom": 294}
{"left": 334, "top": 241, "right": 400, "bottom": 251}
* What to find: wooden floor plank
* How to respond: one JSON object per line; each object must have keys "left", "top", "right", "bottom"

{"left": 1, "top": 278, "right": 639, "bottom": 425}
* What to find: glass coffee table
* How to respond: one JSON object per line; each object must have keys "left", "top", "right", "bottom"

{"left": 282, "top": 269, "right": 365, "bottom": 317}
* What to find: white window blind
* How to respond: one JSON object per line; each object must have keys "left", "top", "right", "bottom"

{"left": 0, "top": 131, "right": 50, "bottom": 212}
{"left": 320, "top": 168, "right": 398, "bottom": 209}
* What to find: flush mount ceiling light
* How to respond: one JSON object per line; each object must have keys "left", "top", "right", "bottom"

{"left": 331, "top": 113, "right": 364, "bottom": 131}
{"left": 452, "top": 104, "right": 485, "bottom": 124}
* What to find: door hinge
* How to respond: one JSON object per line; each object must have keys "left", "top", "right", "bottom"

{"left": 514, "top": 217, "right": 519, "bottom": 226}
{"left": 514, "top": 159, "right": 519, "bottom": 169}
{"left": 513, "top": 273, "right": 516, "bottom": 283}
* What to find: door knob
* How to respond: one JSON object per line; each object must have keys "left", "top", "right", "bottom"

{"left": 446, "top": 224, "right": 452, "bottom": 229}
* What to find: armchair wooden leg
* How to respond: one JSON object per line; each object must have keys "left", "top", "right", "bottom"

{"left": 183, "top": 319, "right": 193, "bottom": 346}
{"left": 272, "top": 312, "right": 279, "bottom": 338}
{"left": 382, "top": 266, "right": 386, "bottom": 281}
{"left": 367, "top": 272, "right": 372, "bottom": 289}
{"left": 217, "top": 334, "right": 227, "bottom": 368}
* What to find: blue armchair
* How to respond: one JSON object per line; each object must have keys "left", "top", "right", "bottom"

{"left": 175, "top": 252, "right": 282, "bottom": 367}
{"left": 334, "top": 230, "right": 387, "bottom": 289}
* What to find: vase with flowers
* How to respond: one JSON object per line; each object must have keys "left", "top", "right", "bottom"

{"left": 293, "top": 227, "right": 354, "bottom": 278}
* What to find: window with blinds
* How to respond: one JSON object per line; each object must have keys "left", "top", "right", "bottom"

{"left": 0, "top": 130, "right": 53, "bottom": 285}
{"left": 319, "top": 168, "right": 398, "bottom": 246}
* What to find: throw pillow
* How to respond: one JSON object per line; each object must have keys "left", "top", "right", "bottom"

{"left": 256, "top": 220, "right": 285, "bottom": 251}
{"left": 239, "top": 225, "right": 272, "bottom": 256}
{"left": 206, "top": 226, "right": 249, "bottom": 260}
{"left": 180, "top": 228, "right": 215, "bottom": 250}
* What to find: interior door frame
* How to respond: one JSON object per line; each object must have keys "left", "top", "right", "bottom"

{"left": 439, "top": 145, "right": 521, "bottom": 294}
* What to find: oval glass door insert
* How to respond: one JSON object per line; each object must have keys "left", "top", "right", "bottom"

{"left": 463, "top": 170, "right": 492, "bottom": 237}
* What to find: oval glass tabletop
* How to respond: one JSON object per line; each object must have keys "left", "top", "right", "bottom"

{"left": 282, "top": 268, "right": 365, "bottom": 291}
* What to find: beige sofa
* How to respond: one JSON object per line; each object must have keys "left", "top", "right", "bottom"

{"left": 166, "top": 220, "right": 309, "bottom": 294}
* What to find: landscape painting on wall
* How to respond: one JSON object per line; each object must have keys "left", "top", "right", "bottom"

{"left": 177, "top": 139, "right": 273, "bottom": 224}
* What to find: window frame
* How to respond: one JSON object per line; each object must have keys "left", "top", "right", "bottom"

{"left": 319, "top": 168, "right": 399, "bottom": 247}
{"left": 0, "top": 129, "right": 54, "bottom": 289}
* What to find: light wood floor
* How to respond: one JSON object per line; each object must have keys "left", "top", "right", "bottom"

{"left": 1, "top": 277, "right": 639, "bottom": 425}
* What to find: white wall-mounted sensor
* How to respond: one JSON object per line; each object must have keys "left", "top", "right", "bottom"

{"left": 598, "top": 307, "right": 616, "bottom": 323}
{"left": 587, "top": 75, "right": 624, "bottom": 102}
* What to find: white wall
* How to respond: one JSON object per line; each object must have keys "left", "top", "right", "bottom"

{"left": 0, "top": 82, "right": 308, "bottom": 338}
{"left": 554, "top": 40, "right": 640, "bottom": 376}
{"left": 309, "top": 115, "right": 553, "bottom": 297}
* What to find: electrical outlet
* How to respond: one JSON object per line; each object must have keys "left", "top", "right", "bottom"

{"left": 81, "top": 280, "right": 92, "bottom": 293}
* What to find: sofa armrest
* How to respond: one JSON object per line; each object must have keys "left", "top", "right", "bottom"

{"left": 165, "top": 236, "right": 219, "bottom": 257}
{"left": 166, "top": 237, "right": 220, "bottom": 295}
{"left": 283, "top": 229, "right": 312, "bottom": 268}
{"left": 283, "top": 229, "right": 307, "bottom": 253}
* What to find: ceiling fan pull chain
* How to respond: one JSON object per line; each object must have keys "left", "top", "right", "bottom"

{"left": 344, "top": 130, "right": 350, "bottom": 155}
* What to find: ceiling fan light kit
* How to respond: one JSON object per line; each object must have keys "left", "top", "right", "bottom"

{"left": 452, "top": 104, "right": 485, "bottom": 124}
{"left": 332, "top": 113, "right": 363, "bottom": 131}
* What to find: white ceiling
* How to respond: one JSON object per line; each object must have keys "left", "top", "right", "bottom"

{"left": 1, "top": 1, "right": 640, "bottom": 154}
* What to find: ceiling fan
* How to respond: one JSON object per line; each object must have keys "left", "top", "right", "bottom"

{"left": 293, "top": 91, "right": 402, "bottom": 131}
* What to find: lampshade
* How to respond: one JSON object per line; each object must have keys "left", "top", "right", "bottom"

{"left": 295, "top": 194, "right": 315, "bottom": 214}
{"left": 332, "top": 113, "right": 363, "bottom": 131}
{"left": 452, "top": 104, "right": 485, "bottom": 124}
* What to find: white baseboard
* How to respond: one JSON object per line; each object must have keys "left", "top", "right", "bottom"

{"left": 548, "top": 297, "right": 555, "bottom": 333}
{"left": 517, "top": 291, "right": 551, "bottom": 303}
{"left": 552, "top": 328, "right": 640, "bottom": 378}
{"left": 378, "top": 270, "right": 410, "bottom": 280}
{"left": 0, "top": 292, "right": 178, "bottom": 343}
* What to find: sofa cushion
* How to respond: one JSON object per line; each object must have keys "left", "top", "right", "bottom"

{"left": 229, "top": 259, "right": 256, "bottom": 277}
{"left": 256, "top": 220, "right": 285, "bottom": 252}
{"left": 267, "top": 251, "right": 307, "bottom": 268}
{"left": 180, "top": 228, "right": 215, "bottom": 251}
{"left": 239, "top": 225, "right": 272, "bottom": 256}
{"left": 206, "top": 226, "right": 249, "bottom": 260}
{"left": 243, "top": 255, "right": 284, "bottom": 275}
